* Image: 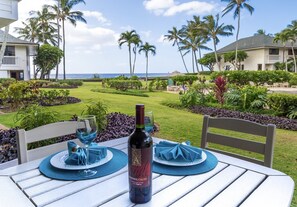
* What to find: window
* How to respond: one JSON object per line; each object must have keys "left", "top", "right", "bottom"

{"left": 258, "top": 64, "right": 262, "bottom": 71}
{"left": 225, "top": 65, "right": 231, "bottom": 71}
{"left": 269, "top": 48, "right": 279, "bottom": 55}
{"left": 0, "top": 46, "right": 16, "bottom": 56}
{"left": 241, "top": 65, "right": 244, "bottom": 70}
{"left": 288, "top": 49, "right": 297, "bottom": 55}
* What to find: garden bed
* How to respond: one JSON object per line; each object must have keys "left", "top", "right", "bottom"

{"left": 0, "top": 112, "right": 158, "bottom": 164}
{"left": 190, "top": 105, "right": 297, "bottom": 131}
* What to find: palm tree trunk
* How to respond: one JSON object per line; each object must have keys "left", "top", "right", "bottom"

{"left": 128, "top": 45, "right": 132, "bottom": 76}
{"left": 55, "top": 17, "right": 60, "bottom": 81}
{"left": 146, "top": 55, "right": 148, "bottom": 89}
{"left": 235, "top": 9, "right": 240, "bottom": 70}
{"left": 213, "top": 39, "right": 220, "bottom": 71}
{"left": 194, "top": 50, "right": 200, "bottom": 73}
{"left": 132, "top": 46, "right": 137, "bottom": 75}
{"left": 62, "top": 19, "right": 66, "bottom": 80}
{"left": 198, "top": 48, "right": 204, "bottom": 71}
{"left": 192, "top": 50, "right": 195, "bottom": 73}
{"left": 177, "top": 42, "right": 189, "bottom": 73}
{"left": 292, "top": 45, "right": 297, "bottom": 72}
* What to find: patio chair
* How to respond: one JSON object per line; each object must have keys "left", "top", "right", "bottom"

{"left": 201, "top": 115, "right": 276, "bottom": 168}
{"left": 16, "top": 121, "right": 84, "bottom": 164}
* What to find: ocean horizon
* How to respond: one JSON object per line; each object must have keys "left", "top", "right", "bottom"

{"left": 48, "top": 73, "right": 170, "bottom": 80}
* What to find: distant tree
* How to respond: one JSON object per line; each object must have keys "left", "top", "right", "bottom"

{"left": 222, "top": 0, "right": 254, "bottom": 70}
{"left": 203, "top": 14, "right": 234, "bottom": 71}
{"left": 138, "top": 42, "right": 156, "bottom": 88}
{"left": 34, "top": 44, "right": 63, "bottom": 79}
{"left": 198, "top": 53, "right": 221, "bottom": 71}
{"left": 224, "top": 50, "right": 248, "bottom": 69}
{"left": 14, "top": 18, "right": 40, "bottom": 43}
{"left": 273, "top": 32, "right": 289, "bottom": 63}
{"left": 254, "top": 29, "right": 273, "bottom": 37}
{"left": 118, "top": 30, "right": 140, "bottom": 76}
{"left": 164, "top": 27, "right": 189, "bottom": 73}
{"left": 131, "top": 35, "right": 142, "bottom": 75}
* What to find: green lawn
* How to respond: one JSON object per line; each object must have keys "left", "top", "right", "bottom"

{"left": 0, "top": 82, "right": 296, "bottom": 205}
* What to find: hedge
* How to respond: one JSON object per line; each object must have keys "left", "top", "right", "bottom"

{"left": 210, "top": 71, "right": 292, "bottom": 85}
{"left": 104, "top": 80, "right": 142, "bottom": 91}
{"left": 171, "top": 75, "right": 198, "bottom": 85}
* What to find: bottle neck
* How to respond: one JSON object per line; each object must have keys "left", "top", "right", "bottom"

{"left": 135, "top": 104, "right": 145, "bottom": 129}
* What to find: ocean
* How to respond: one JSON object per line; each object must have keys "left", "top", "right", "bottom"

{"left": 49, "top": 73, "right": 170, "bottom": 79}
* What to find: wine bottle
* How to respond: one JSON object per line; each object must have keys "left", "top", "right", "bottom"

{"left": 128, "top": 104, "right": 153, "bottom": 203}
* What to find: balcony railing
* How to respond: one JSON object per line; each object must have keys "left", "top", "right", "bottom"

{"left": 267, "top": 55, "right": 280, "bottom": 63}
{"left": 1, "top": 56, "right": 18, "bottom": 65}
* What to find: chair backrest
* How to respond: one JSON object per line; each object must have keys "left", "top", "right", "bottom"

{"left": 16, "top": 121, "right": 85, "bottom": 164}
{"left": 201, "top": 115, "right": 276, "bottom": 168}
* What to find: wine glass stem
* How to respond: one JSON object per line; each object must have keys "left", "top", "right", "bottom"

{"left": 85, "top": 144, "right": 89, "bottom": 166}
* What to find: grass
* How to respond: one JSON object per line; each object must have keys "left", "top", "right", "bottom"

{"left": 0, "top": 81, "right": 296, "bottom": 205}
{"left": 91, "top": 88, "right": 149, "bottom": 97}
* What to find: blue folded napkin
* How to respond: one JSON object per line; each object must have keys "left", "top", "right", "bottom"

{"left": 154, "top": 141, "right": 202, "bottom": 162}
{"left": 65, "top": 141, "right": 107, "bottom": 165}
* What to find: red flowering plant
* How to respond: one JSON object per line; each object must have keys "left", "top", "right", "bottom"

{"left": 214, "top": 76, "right": 227, "bottom": 107}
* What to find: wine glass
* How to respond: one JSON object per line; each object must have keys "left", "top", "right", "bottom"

{"left": 144, "top": 111, "right": 154, "bottom": 135}
{"left": 76, "top": 115, "right": 97, "bottom": 177}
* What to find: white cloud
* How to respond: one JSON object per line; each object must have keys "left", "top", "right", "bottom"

{"left": 82, "top": 11, "right": 111, "bottom": 26}
{"left": 140, "top": 30, "right": 151, "bottom": 38}
{"left": 65, "top": 22, "right": 118, "bottom": 53}
{"left": 143, "top": 0, "right": 216, "bottom": 16}
{"left": 120, "top": 25, "right": 134, "bottom": 31}
{"left": 143, "top": 0, "right": 175, "bottom": 15}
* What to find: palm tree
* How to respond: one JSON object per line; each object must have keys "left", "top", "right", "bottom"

{"left": 29, "top": 6, "right": 57, "bottom": 45}
{"left": 131, "top": 35, "right": 142, "bottom": 75}
{"left": 273, "top": 32, "right": 289, "bottom": 63}
{"left": 282, "top": 28, "right": 297, "bottom": 72}
{"left": 14, "top": 18, "right": 40, "bottom": 43}
{"left": 139, "top": 42, "right": 156, "bottom": 88}
{"left": 203, "top": 14, "right": 234, "bottom": 71}
{"left": 164, "top": 27, "right": 189, "bottom": 73}
{"left": 54, "top": 0, "right": 87, "bottom": 80}
{"left": 222, "top": 0, "right": 254, "bottom": 70}
{"left": 118, "top": 30, "right": 140, "bottom": 76}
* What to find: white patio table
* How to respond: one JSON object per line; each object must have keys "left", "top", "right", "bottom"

{"left": 0, "top": 137, "right": 294, "bottom": 207}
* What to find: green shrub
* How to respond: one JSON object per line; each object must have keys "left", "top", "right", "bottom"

{"left": 0, "top": 78, "right": 15, "bottom": 87}
{"left": 267, "top": 93, "right": 297, "bottom": 117}
{"left": 15, "top": 104, "right": 58, "bottom": 130}
{"left": 83, "top": 101, "right": 108, "bottom": 131}
{"left": 160, "top": 100, "right": 184, "bottom": 109}
{"left": 210, "top": 71, "right": 292, "bottom": 85}
{"left": 172, "top": 75, "right": 198, "bottom": 85}
{"left": 289, "top": 75, "right": 297, "bottom": 86}
{"left": 58, "top": 80, "right": 83, "bottom": 87}
{"left": 91, "top": 88, "right": 149, "bottom": 97}
{"left": 179, "top": 89, "right": 204, "bottom": 107}
{"left": 107, "top": 80, "right": 142, "bottom": 91}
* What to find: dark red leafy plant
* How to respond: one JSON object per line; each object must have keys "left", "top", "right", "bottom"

{"left": 214, "top": 76, "right": 227, "bottom": 107}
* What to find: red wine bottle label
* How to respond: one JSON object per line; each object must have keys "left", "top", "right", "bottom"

{"left": 129, "top": 147, "right": 152, "bottom": 187}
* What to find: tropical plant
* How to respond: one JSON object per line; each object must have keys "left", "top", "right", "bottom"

{"left": 83, "top": 101, "right": 108, "bottom": 131}
{"left": 203, "top": 14, "right": 234, "bottom": 71}
{"left": 254, "top": 29, "right": 273, "bottom": 36}
{"left": 222, "top": 0, "right": 254, "bottom": 70}
{"left": 34, "top": 44, "right": 63, "bottom": 79}
{"left": 164, "top": 27, "right": 189, "bottom": 73}
{"left": 118, "top": 30, "right": 141, "bottom": 76}
{"left": 273, "top": 32, "right": 289, "bottom": 63}
{"left": 51, "top": 0, "right": 87, "bottom": 80}
{"left": 131, "top": 35, "right": 142, "bottom": 74}
{"left": 224, "top": 50, "right": 248, "bottom": 69}
{"left": 214, "top": 76, "right": 227, "bottom": 107}
{"left": 14, "top": 18, "right": 40, "bottom": 43}
{"left": 283, "top": 22, "right": 297, "bottom": 72}
{"left": 198, "top": 53, "right": 221, "bottom": 71}
{"left": 29, "top": 6, "right": 58, "bottom": 45}
{"left": 14, "top": 104, "right": 59, "bottom": 130}
{"left": 139, "top": 42, "right": 156, "bottom": 88}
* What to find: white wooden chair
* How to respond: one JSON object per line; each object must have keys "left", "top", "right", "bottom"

{"left": 201, "top": 115, "right": 276, "bottom": 168}
{"left": 16, "top": 121, "right": 85, "bottom": 164}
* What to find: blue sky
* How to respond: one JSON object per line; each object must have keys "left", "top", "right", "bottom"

{"left": 12, "top": 0, "right": 297, "bottom": 74}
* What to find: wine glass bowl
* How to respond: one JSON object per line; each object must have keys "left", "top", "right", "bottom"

{"left": 76, "top": 115, "right": 98, "bottom": 177}
{"left": 144, "top": 111, "right": 154, "bottom": 134}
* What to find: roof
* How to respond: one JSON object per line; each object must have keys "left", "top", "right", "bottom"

{"left": 0, "top": 30, "right": 38, "bottom": 46}
{"left": 217, "top": 34, "right": 297, "bottom": 53}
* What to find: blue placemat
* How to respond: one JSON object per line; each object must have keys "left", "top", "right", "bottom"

{"left": 39, "top": 147, "right": 127, "bottom": 181}
{"left": 153, "top": 150, "right": 218, "bottom": 176}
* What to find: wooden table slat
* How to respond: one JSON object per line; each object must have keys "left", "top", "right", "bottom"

{"left": 17, "top": 175, "right": 51, "bottom": 189}
{"left": 205, "top": 170, "right": 266, "bottom": 207}
{"left": 135, "top": 163, "right": 228, "bottom": 207}
{"left": 240, "top": 176, "right": 295, "bottom": 207}
{"left": 170, "top": 165, "right": 246, "bottom": 207}
{"left": 12, "top": 169, "right": 41, "bottom": 182}
{"left": 101, "top": 174, "right": 184, "bottom": 207}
